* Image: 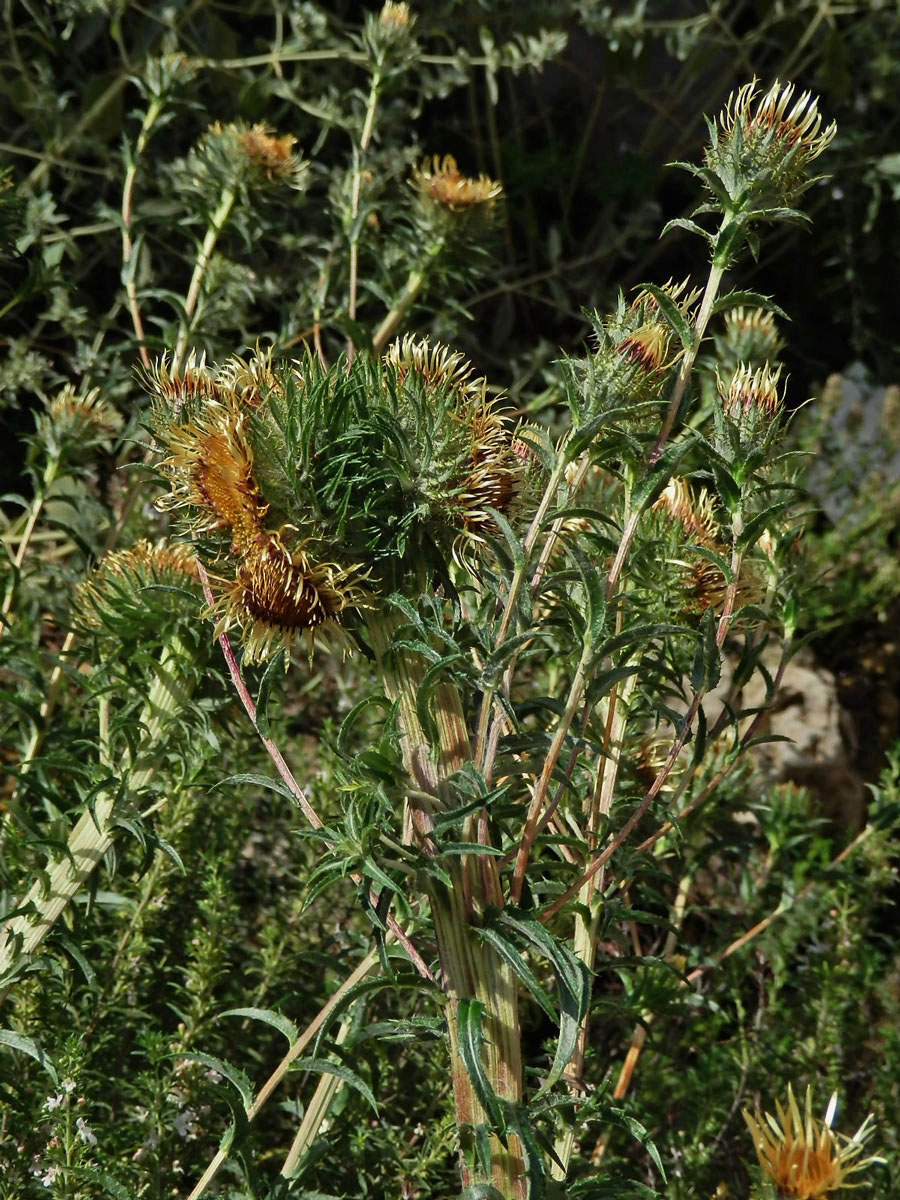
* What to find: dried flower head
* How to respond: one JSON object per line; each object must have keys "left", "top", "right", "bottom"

{"left": 655, "top": 477, "right": 719, "bottom": 549}
{"left": 719, "top": 362, "right": 784, "bottom": 422}
{"left": 654, "top": 477, "right": 763, "bottom": 612}
{"left": 190, "top": 122, "right": 307, "bottom": 193}
{"left": 454, "top": 407, "right": 523, "bottom": 548}
{"left": 152, "top": 391, "right": 268, "bottom": 556}
{"left": 215, "top": 533, "right": 370, "bottom": 663}
{"left": 742, "top": 1085, "right": 884, "bottom": 1198}
{"left": 237, "top": 124, "right": 302, "bottom": 184}
{"left": 412, "top": 155, "right": 502, "bottom": 213}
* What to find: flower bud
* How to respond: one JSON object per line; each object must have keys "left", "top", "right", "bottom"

{"left": 707, "top": 79, "right": 836, "bottom": 210}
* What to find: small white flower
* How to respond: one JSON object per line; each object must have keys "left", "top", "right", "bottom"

{"left": 75, "top": 1117, "right": 97, "bottom": 1147}
{"left": 62, "top": 1078, "right": 76, "bottom": 1094}
{"left": 204, "top": 1068, "right": 222, "bottom": 1084}
{"left": 44, "top": 1094, "right": 64, "bottom": 1112}
{"left": 173, "top": 1108, "right": 197, "bottom": 1139}
{"left": 40, "top": 1164, "right": 61, "bottom": 1187}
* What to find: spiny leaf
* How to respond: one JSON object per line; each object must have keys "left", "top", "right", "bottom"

{"left": 496, "top": 910, "right": 590, "bottom": 1091}
{"left": 290, "top": 1056, "right": 378, "bottom": 1113}
{"left": 456, "top": 998, "right": 506, "bottom": 1134}
{"left": 219, "top": 1007, "right": 299, "bottom": 1046}
{"left": 634, "top": 282, "right": 693, "bottom": 350}
{"left": 254, "top": 648, "right": 285, "bottom": 737}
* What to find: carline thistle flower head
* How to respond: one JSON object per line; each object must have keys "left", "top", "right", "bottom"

{"left": 146, "top": 352, "right": 371, "bottom": 664}
{"left": 214, "top": 532, "right": 370, "bottom": 664}
{"left": 412, "top": 154, "right": 502, "bottom": 214}
{"left": 719, "top": 362, "right": 784, "bottom": 423}
{"left": 742, "top": 1084, "right": 884, "bottom": 1198}
{"left": 383, "top": 335, "right": 532, "bottom": 566}
{"left": 721, "top": 306, "right": 785, "bottom": 367}
{"left": 708, "top": 80, "right": 836, "bottom": 208}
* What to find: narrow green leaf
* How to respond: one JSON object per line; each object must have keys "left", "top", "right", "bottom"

{"left": 710, "top": 289, "right": 788, "bottom": 320}
{"left": 635, "top": 282, "right": 693, "bottom": 350}
{"left": 712, "top": 464, "right": 741, "bottom": 513}
{"left": 476, "top": 926, "right": 556, "bottom": 1022}
{"left": 690, "top": 607, "right": 721, "bottom": 694}
{"left": 254, "top": 649, "right": 285, "bottom": 738}
{"left": 456, "top": 998, "right": 506, "bottom": 1133}
{"left": 337, "top": 694, "right": 391, "bottom": 758}
{"left": 486, "top": 506, "right": 526, "bottom": 574}
{"left": 598, "top": 622, "right": 688, "bottom": 659}
{"left": 219, "top": 1007, "right": 299, "bottom": 1046}
{"left": 0, "top": 1030, "right": 58, "bottom": 1084}
{"left": 290, "top": 1056, "right": 378, "bottom": 1113}
{"left": 55, "top": 933, "right": 97, "bottom": 990}
{"left": 630, "top": 439, "right": 693, "bottom": 513}
{"left": 660, "top": 216, "right": 714, "bottom": 246}
{"left": 506, "top": 1102, "right": 546, "bottom": 1200}
{"left": 605, "top": 1106, "right": 667, "bottom": 1182}
{"left": 497, "top": 910, "right": 590, "bottom": 1092}
{"left": 569, "top": 543, "right": 606, "bottom": 649}
{"left": 692, "top": 543, "right": 733, "bottom": 583}
{"left": 215, "top": 772, "right": 298, "bottom": 805}
{"left": 416, "top": 652, "right": 467, "bottom": 745}
{"left": 737, "top": 502, "right": 793, "bottom": 552}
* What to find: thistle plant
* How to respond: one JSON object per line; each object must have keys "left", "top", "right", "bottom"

{"left": 131, "top": 74, "right": 875, "bottom": 1198}
{"left": 1, "top": 5, "right": 895, "bottom": 1199}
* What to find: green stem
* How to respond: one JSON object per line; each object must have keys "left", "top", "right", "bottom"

{"left": 509, "top": 643, "right": 591, "bottom": 906}
{"left": 346, "top": 67, "right": 382, "bottom": 359}
{"left": 651, "top": 254, "right": 726, "bottom": 464}
{"left": 0, "top": 454, "right": 60, "bottom": 633}
{"left": 281, "top": 1012, "right": 355, "bottom": 1177}
{"left": 173, "top": 184, "right": 237, "bottom": 372}
{"left": 122, "top": 97, "right": 164, "bottom": 370}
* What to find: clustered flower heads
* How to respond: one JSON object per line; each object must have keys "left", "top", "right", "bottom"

{"left": 146, "top": 339, "right": 532, "bottom": 662}
{"left": 146, "top": 352, "right": 369, "bottom": 663}
{"left": 743, "top": 1084, "right": 884, "bottom": 1198}
{"left": 706, "top": 79, "right": 836, "bottom": 209}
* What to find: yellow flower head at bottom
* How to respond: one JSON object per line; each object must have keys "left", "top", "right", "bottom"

{"left": 742, "top": 1084, "right": 883, "bottom": 1198}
